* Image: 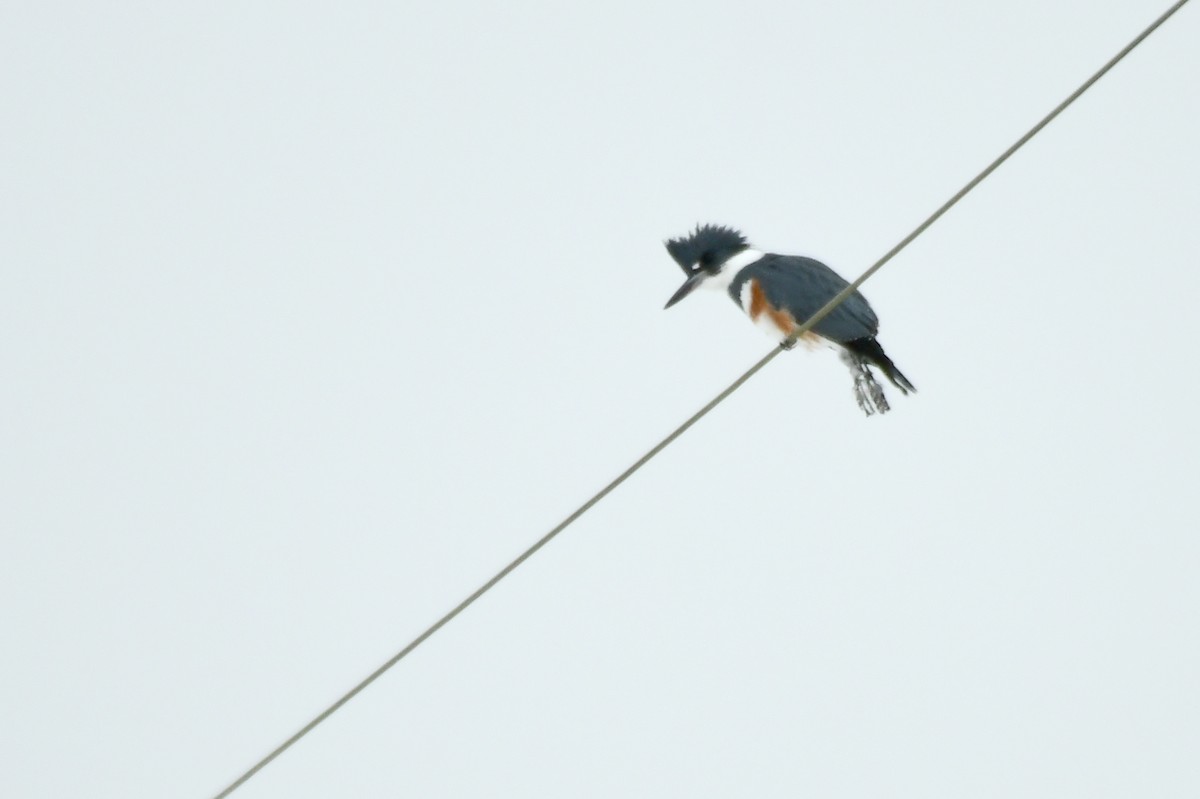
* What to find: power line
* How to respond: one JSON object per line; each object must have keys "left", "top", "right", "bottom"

{"left": 210, "top": 2, "right": 1191, "bottom": 796}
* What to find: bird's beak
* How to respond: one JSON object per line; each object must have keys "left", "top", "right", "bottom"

{"left": 664, "top": 272, "right": 705, "bottom": 309}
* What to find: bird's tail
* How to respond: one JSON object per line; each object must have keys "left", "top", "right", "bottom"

{"left": 837, "top": 338, "right": 915, "bottom": 416}
{"left": 843, "top": 337, "right": 916, "bottom": 395}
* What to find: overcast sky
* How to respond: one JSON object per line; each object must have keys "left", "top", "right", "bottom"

{"left": 3, "top": 1, "right": 1199, "bottom": 797}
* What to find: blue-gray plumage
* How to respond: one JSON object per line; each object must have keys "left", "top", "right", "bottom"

{"left": 663, "top": 224, "right": 915, "bottom": 416}
{"left": 726, "top": 255, "right": 879, "bottom": 344}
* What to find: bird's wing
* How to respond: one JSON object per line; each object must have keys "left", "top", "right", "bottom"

{"left": 741, "top": 255, "right": 879, "bottom": 342}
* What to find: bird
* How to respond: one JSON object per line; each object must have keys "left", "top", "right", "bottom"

{"left": 663, "top": 224, "right": 915, "bottom": 416}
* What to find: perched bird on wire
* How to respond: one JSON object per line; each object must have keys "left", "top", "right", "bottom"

{"left": 664, "top": 224, "right": 915, "bottom": 416}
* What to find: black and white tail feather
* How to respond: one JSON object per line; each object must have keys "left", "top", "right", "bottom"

{"left": 838, "top": 338, "right": 916, "bottom": 416}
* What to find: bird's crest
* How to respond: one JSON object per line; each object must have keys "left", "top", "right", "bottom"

{"left": 664, "top": 224, "right": 749, "bottom": 273}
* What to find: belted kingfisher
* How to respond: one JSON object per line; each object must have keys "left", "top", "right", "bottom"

{"left": 664, "top": 224, "right": 915, "bottom": 415}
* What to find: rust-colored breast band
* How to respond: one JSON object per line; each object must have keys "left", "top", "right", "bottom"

{"left": 749, "top": 279, "right": 799, "bottom": 336}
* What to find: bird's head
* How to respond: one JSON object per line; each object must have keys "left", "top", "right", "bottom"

{"left": 663, "top": 224, "right": 751, "bottom": 308}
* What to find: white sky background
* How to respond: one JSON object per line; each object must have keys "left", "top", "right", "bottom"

{"left": 3, "top": 1, "right": 1198, "bottom": 796}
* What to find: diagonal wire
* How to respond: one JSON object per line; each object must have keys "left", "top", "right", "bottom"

{"left": 211, "top": 2, "right": 1191, "bottom": 796}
